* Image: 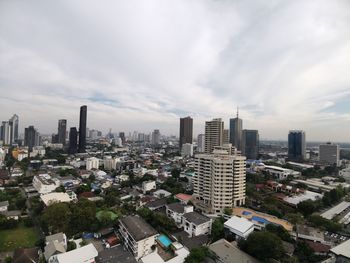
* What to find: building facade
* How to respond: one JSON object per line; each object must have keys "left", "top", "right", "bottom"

{"left": 151, "top": 129, "right": 160, "bottom": 146}
{"left": 193, "top": 144, "right": 246, "bottom": 214}
{"left": 288, "top": 130, "right": 306, "bottom": 161}
{"left": 179, "top": 116, "right": 193, "bottom": 151}
{"left": 229, "top": 112, "right": 242, "bottom": 151}
{"left": 204, "top": 118, "right": 224, "bottom": 154}
{"left": 78, "top": 105, "right": 87, "bottom": 153}
{"left": 242, "top": 130, "right": 259, "bottom": 160}
{"left": 319, "top": 142, "right": 339, "bottom": 166}
{"left": 57, "top": 119, "right": 67, "bottom": 145}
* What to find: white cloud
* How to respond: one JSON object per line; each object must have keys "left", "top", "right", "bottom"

{"left": 0, "top": 0, "right": 350, "bottom": 141}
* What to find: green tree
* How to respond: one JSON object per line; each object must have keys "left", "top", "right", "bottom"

{"left": 184, "top": 247, "right": 211, "bottom": 263}
{"left": 266, "top": 224, "right": 292, "bottom": 242}
{"left": 42, "top": 202, "right": 71, "bottom": 234}
{"left": 211, "top": 217, "right": 225, "bottom": 242}
{"left": 239, "top": 231, "right": 285, "bottom": 262}
{"left": 297, "top": 200, "right": 317, "bottom": 217}
{"left": 67, "top": 241, "right": 77, "bottom": 251}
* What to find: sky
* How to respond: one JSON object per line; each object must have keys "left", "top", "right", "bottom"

{"left": 1, "top": 0, "right": 350, "bottom": 141}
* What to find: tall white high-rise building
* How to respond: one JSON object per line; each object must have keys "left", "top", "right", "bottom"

{"left": 86, "top": 157, "right": 100, "bottom": 170}
{"left": 193, "top": 144, "right": 246, "bottom": 214}
{"left": 204, "top": 118, "right": 224, "bottom": 154}
{"left": 9, "top": 114, "right": 19, "bottom": 143}
{"left": 197, "top": 134, "right": 205, "bottom": 153}
{"left": 319, "top": 142, "right": 339, "bottom": 166}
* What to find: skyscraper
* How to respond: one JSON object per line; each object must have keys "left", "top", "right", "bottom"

{"left": 9, "top": 114, "right": 19, "bottom": 143}
{"left": 288, "top": 130, "right": 306, "bottom": 161}
{"left": 204, "top": 118, "right": 224, "bottom": 154}
{"left": 119, "top": 132, "right": 126, "bottom": 145}
{"left": 24, "top": 125, "right": 37, "bottom": 151}
{"left": 319, "top": 142, "right": 339, "bottom": 166}
{"left": 197, "top": 134, "right": 205, "bottom": 153}
{"left": 78, "top": 105, "right": 87, "bottom": 153}
{"left": 242, "top": 130, "right": 259, "bottom": 160}
{"left": 69, "top": 127, "right": 78, "bottom": 154}
{"left": 151, "top": 129, "right": 160, "bottom": 146}
{"left": 229, "top": 109, "right": 243, "bottom": 151}
{"left": 179, "top": 116, "right": 193, "bottom": 150}
{"left": 193, "top": 144, "right": 246, "bottom": 213}
{"left": 1, "top": 121, "right": 11, "bottom": 145}
{"left": 58, "top": 119, "right": 67, "bottom": 145}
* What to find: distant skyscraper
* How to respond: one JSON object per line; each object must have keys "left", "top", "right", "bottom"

{"left": 242, "top": 130, "right": 259, "bottom": 160}
{"left": 223, "top": 129, "right": 229, "bottom": 145}
{"left": 229, "top": 109, "right": 243, "bottom": 151}
{"left": 179, "top": 116, "right": 193, "bottom": 150}
{"left": 9, "top": 114, "right": 19, "bottom": 143}
{"left": 119, "top": 132, "right": 126, "bottom": 144}
{"left": 24, "top": 125, "right": 37, "bottom": 151}
{"left": 151, "top": 129, "right": 160, "bottom": 146}
{"left": 78, "top": 105, "right": 87, "bottom": 153}
{"left": 288, "top": 130, "right": 306, "bottom": 161}
{"left": 58, "top": 119, "right": 67, "bottom": 145}
{"left": 1, "top": 121, "right": 11, "bottom": 145}
{"left": 69, "top": 127, "right": 78, "bottom": 154}
{"left": 204, "top": 118, "right": 224, "bottom": 154}
{"left": 197, "top": 134, "right": 205, "bottom": 153}
{"left": 319, "top": 142, "right": 339, "bottom": 166}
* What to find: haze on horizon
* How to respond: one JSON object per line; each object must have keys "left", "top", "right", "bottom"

{"left": 0, "top": 0, "right": 350, "bottom": 142}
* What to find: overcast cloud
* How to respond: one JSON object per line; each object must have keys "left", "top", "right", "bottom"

{"left": 1, "top": 0, "right": 350, "bottom": 141}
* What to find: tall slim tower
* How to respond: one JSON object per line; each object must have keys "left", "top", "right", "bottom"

{"left": 78, "top": 105, "right": 87, "bottom": 153}
{"left": 179, "top": 116, "right": 193, "bottom": 150}
{"left": 242, "top": 130, "right": 259, "bottom": 160}
{"left": 24, "top": 125, "right": 37, "bottom": 151}
{"left": 69, "top": 127, "right": 78, "bottom": 154}
{"left": 9, "top": 114, "right": 19, "bottom": 143}
{"left": 288, "top": 130, "right": 306, "bottom": 161}
{"left": 204, "top": 118, "right": 224, "bottom": 154}
{"left": 229, "top": 108, "right": 243, "bottom": 151}
{"left": 58, "top": 119, "right": 67, "bottom": 145}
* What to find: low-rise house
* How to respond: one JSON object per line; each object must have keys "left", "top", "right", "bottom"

{"left": 33, "top": 174, "right": 60, "bottom": 194}
{"left": 119, "top": 215, "right": 158, "bottom": 260}
{"left": 224, "top": 216, "right": 255, "bottom": 240}
{"left": 44, "top": 233, "right": 67, "bottom": 261}
{"left": 48, "top": 243, "right": 98, "bottom": 263}
{"left": 0, "top": 169, "right": 10, "bottom": 186}
{"left": 175, "top": 193, "right": 192, "bottom": 205}
{"left": 305, "top": 241, "right": 330, "bottom": 256}
{"left": 182, "top": 212, "right": 212, "bottom": 237}
{"left": 41, "top": 192, "right": 77, "bottom": 206}
{"left": 145, "top": 198, "right": 167, "bottom": 211}
{"left": 166, "top": 203, "right": 193, "bottom": 225}
{"left": 209, "top": 238, "right": 260, "bottom": 263}
{"left": 142, "top": 180, "right": 156, "bottom": 194}
{"left": 153, "top": 189, "right": 171, "bottom": 199}
{"left": 0, "top": 210, "right": 22, "bottom": 220}
{"left": 0, "top": 200, "right": 9, "bottom": 212}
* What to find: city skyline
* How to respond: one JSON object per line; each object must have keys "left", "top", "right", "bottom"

{"left": 1, "top": 1, "right": 350, "bottom": 141}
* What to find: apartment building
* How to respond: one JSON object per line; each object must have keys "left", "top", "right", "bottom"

{"left": 32, "top": 174, "right": 60, "bottom": 194}
{"left": 193, "top": 144, "right": 246, "bottom": 214}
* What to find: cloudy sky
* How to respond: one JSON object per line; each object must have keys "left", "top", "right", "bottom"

{"left": 1, "top": 0, "right": 350, "bottom": 141}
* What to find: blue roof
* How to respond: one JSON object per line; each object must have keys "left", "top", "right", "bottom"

{"left": 252, "top": 216, "right": 270, "bottom": 224}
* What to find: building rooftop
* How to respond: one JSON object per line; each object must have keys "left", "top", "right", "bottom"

{"left": 183, "top": 212, "right": 210, "bottom": 225}
{"left": 41, "top": 192, "right": 72, "bottom": 206}
{"left": 283, "top": 190, "right": 323, "bottom": 205}
{"left": 13, "top": 247, "right": 39, "bottom": 263}
{"left": 175, "top": 193, "right": 192, "bottom": 202}
{"left": 209, "top": 239, "right": 260, "bottom": 263}
{"left": 52, "top": 243, "right": 98, "bottom": 263}
{"left": 224, "top": 216, "right": 254, "bottom": 234}
{"left": 119, "top": 215, "right": 158, "bottom": 241}
{"left": 0, "top": 200, "right": 9, "bottom": 207}
{"left": 321, "top": 201, "right": 350, "bottom": 220}
{"left": 167, "top": 203, "right": 186, "bottom": 213}
{"left": 330, "top": 239, "right": 350, "bottom": 259}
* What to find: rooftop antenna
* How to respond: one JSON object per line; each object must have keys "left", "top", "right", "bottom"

{"left": 236, "top": 106, "right": 239, "bottom": 118}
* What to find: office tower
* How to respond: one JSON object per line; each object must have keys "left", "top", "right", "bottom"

{"left": 57, "top": 119, "right": 67, "bottom": 145}
{"left": 78, "top": 105, "right": 87, "bottom": 153}
{"left": 9, "top": 114, "right": 19, "bottom": 143}
{"left": 151, "top": 129, "right": 160, "bottom": 146}
{"left": 319, "top": 142, "right": 339, "bottom": 166}
{"left": 242, "top": 130, "right": 259, "bottom": 160}
{"left": 1, "top": 121, "right": 11, "bottom": 145}
{"left": 179, "top": 116, "right": 193, "bottom": 150}
{"left": 69, "top": 127, "right": 78, "bottom": 154}
{"left": 24, "top": 125, "right": 37, "bottom": 151}
{"left": 119, "top": 132, "right": 126, "bottom": 144}
{"left": 197, "top": 134, "right": 205, "bottom": 153}
{"left": 229, "top": 110, "right": 243, "bottom": 151}
{"left": 223, "top": 129, "right": 229, "bottom": 144}
{"left": 288, "top": 130, "right": 306, "bottom": 161}
{"left": 138, "top": 133, "right": 145, "bottom": 142}
{"left": 181, "top": 143, "right": 193, "bottom": 157}
{"left": 51, "top": 134, "right": 59, "bottom": 143}
{"left": 193, "top": 144, "right": 246, "bottom": 213}
{"left": 204, "top": 118, "right": 224, "bottom": 154}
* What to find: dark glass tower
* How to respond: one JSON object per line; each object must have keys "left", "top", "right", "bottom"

{"left": 58, "top": 119, "right": 67, "bottom": 145}
{"left": 288, "top": 130, "right": 306, "bottom": 161}
{"left": 229, "top": 109, "right": 242, "bottom": 151}
{"left": 69, "top": 127, "right": 78, "bottom": 154}
{"left": 179, "top": 116, "right": 193, "bottom": 150}
{"left": 24, "top": 125, "right": 37, "bottom": 151}
{"left": 242, "top": 129, "right": 259, "bottom": 160}
{"left": 78, "top": 105, "right": 87, "bottom": 153}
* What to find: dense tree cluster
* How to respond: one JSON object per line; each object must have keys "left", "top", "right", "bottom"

{"left": 137, "top": 207, "right": 177, "bottom": 233}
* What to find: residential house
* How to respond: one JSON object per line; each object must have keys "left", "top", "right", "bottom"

{"left": 44, "top": 233, "right": 67, "bottom": 261}
{"left": 32, "top": 174, "right": 60, "bottom": 194}
{"left": 119, "top": 215, "right": 158, "bottom": 260}
{"left": 224, "top": 216, "right": 255, "bottom": 240}
{"left": 48, "top": 243, "right": 98, "bottom": 263}
{"left": 166, "top": 203, "right": 193, "bottom": 225}
{"left": 0, "top": 200, "right": 9, "bottom": 212}
{"left": 182, "top": 212, "right": 212, "bottom": 238}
